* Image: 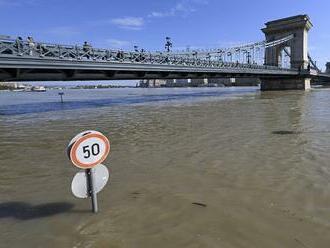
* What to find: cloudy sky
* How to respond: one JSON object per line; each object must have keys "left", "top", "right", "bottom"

{"left": 0, "top": 0, "right": 329, "bottom": 70}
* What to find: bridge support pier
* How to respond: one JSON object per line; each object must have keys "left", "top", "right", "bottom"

{"left": 260, "top": 77, "right": 311, "bottom": 91}
{"left": 326, "top": 62, "right": 330, "bottom": 74}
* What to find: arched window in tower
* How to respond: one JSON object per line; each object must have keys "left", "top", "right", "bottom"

{"left": 279, "top": 46, "right": 291, "bottom": 69}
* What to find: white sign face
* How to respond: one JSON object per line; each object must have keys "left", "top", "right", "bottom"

{"left": 71, "top": 164, "right": 110, "bottom": 198}
{"left": 68, "top": 131, "right": 110, "bottom": 169}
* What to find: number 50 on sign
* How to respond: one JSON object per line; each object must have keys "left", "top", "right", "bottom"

{"left": 67, "top": 131, "right": 110, "bottom": 169}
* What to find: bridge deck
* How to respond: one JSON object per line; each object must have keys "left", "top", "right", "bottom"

{"left": 0, "top": 56, "right": 300, "bottom": 82}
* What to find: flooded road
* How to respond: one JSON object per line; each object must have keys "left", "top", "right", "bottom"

{"left": 1, "top": 87, "right": 330, "bottom": 247}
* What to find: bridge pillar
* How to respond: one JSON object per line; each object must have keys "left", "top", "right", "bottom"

{"left": 262, "top": 15, "right": 312, "bottom": 69}
{"left": 261, "top": 15, "right": 312, "bottom": 90}
{"left": 326, "top": 62, "right": 330, "bottom": 74}
{"left": 260, "top": 78, "right": 311, "bottom": 91}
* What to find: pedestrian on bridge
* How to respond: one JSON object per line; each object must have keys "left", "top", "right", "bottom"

{"left": 37, "top": 43, "right": 47, "bottom": 56}
{"left": 14, "top": 37, "right": 23, "bottom": 54}
{"left": 139, "top": 49, "right": 146, "bottom": 61}
{"left": 83, "top": 41, "right": 92, "bottom": 59}
{"left": 27, "top": 36, "right": 35, "bottom": 56}
{"left": 116, "top": 50, "right": 124, "bottom": 60}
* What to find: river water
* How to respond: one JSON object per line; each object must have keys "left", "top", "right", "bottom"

{"left": 1, "top": 87, "right": 330, "bottom": 248}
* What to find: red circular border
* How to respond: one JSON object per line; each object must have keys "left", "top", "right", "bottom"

{"left": 70, "top": 133, "right": 110, "bottom": 169}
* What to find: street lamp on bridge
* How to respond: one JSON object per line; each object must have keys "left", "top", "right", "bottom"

{"left": 165, "top": 37, "right": 173, "bottom": 52}
{"left": 247, "top": 51, "right": 251, "bottom": 64}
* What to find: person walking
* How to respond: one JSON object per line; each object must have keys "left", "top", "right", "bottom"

{"left": 83, "top": 41, "right": 92, "bottom": 59}
{"left": 14, "top": 37, "right": 23, "bottom": 55}
{"left": 27, "top": 36, "right": 35, "bottom": 56}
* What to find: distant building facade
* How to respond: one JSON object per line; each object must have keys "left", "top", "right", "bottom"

{"left": 191, "top": 78, "right": 260, "bottom": 87}
{"left": 138, "top": 77, "right": 260, "bottom": 88}
{"left": 139, "top": 79, "right": 167, "bottom": 87}
{"left": 0, "top": 82, "right": 27, "bottom": 89}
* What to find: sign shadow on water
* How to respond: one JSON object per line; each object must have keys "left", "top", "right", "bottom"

{"left": 0, "top": 201, "right": 74, "bottom": 220}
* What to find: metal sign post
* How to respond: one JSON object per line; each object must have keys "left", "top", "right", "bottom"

{"left": 67, "top": 130, "right": 111, "bottom": 213}
{"left": 58, "top": 92, "right": 64, "bottom": 103}
{"left": 86, "top": 168, "right": 98, "bottom": 213}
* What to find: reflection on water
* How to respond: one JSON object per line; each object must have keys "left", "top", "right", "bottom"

{"left": 1, "top": 87, "right": 330, "bottom": 247}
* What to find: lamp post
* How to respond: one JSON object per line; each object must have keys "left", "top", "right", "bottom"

{"left": 227, "top": 52, "right": 232, "bottom": 62}
{"left": 165, "top": 37, "right": 172, "bottom": 53}
{"left": 247, "top": 51, "right": 251, "bottom": 64}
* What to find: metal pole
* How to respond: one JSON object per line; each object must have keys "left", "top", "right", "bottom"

{"left": 59, "top": 92, "right": 64, "bottom": 103}
{"left": 86, "top": 168, "right": 98, "bottom": 213}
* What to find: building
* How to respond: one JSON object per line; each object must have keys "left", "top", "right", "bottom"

{"left": 0, "top": 82, "right": 27, "bottom": 90}
{"left": 191, "top": 78, "right": 260, "bottom": 86}
{"left": 139, "top": 79, "right": 167, "bottom": 88}
{"left": 138, "top": 77, "right": 260, "bottom": 88}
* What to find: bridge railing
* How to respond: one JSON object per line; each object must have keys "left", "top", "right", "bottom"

{"left": 0, "top": 37, "right": 296, "bottom": 72}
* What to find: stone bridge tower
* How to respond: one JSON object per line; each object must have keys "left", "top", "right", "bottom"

{"left": 326, "top": 62, "right": 330, "bottom": 74}
{"left": 260, "top": 15, "right": 313, "bottom": 90}
{"left": 262, "top": 15, "right": 312, "bottom": 69}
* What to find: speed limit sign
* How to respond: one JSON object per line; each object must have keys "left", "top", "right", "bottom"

{"left": 67, "top": 130, "right": 110, "bottom": 169}
{"left": 67, "top": 130, "right": 111, "bottom": 213}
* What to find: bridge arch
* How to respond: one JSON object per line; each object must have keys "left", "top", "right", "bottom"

{"left": 277, "top": 45, "right": 291, "bottom": 69}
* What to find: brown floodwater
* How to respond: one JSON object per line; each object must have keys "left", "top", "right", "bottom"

{"left": 1, "top": 87, "right": 330, "bottom": 248}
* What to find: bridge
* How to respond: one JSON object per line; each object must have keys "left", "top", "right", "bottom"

{"left": 0, "top": 14, "right": 329, "bottom": 91}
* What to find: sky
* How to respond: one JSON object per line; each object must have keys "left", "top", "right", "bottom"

{"left": 0, "top": 0, "right": 329, "bottom": 71}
